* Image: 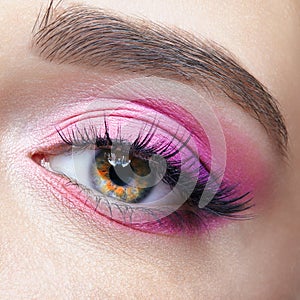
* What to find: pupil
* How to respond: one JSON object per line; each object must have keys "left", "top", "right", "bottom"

{"left": 109, "top": 165, "right": 132, "bottom": 186}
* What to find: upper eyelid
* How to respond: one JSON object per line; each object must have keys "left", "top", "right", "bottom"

{"left": 31, "top": 2, "right": 288, "bottom": 155}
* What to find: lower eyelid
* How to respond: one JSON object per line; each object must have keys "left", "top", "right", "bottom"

{"left": 32, "top": 163, "right": 204, "bottom": 235}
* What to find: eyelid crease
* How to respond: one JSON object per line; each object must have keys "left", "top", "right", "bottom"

{"left": 31, "top": 1, "right": 288, "bottom": 156}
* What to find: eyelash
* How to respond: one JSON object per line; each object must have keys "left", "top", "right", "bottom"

{"left": 53, "top": 120, "right": 253, "bottom": 234}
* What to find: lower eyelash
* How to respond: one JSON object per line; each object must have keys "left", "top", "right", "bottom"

{"left": 55, "top": 120, "right": 253, "bottom": 234}
{"left": 64, "top": 175, "right": 253, "bottom": 235}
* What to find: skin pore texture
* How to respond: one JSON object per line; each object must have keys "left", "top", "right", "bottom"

{"left": 0, "top": 0, "right": 300, "bottom": 299}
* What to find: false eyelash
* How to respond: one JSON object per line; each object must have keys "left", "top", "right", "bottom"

{"left": 56, "top": 121, "right": 253, "bottom": 228}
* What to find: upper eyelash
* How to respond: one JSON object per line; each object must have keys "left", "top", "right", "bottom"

{"left": 56, "top": 121, "right": 253, "bottom": 230}
{"left": 56, "top": 119, "right": 189, "bottom": 161}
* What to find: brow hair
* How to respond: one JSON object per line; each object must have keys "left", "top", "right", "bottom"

{"left": 32, "top": 1, "right": 288, "bottom": 155}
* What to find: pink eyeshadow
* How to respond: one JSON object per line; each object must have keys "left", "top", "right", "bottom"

{"left": 29, "top": 92, "right": 275, "bottom": 235}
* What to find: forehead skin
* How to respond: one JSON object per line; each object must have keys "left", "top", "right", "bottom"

{"left": 0, "top": 0, "right": 300, "bottom": 299}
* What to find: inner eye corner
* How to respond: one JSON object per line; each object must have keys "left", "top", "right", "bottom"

{"left": 30, "top": 151, "right": 45, "bottom": 165}
{"left": 30, "top": 151, "right": 54, "bottom": 171}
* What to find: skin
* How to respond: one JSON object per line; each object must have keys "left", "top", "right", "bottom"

{"left": 0, "top": 0, "right": 299, "bottom": 299}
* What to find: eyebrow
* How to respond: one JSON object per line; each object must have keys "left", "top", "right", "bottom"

{"left": 32, "top": 1, "right": 288, "bottom": 155}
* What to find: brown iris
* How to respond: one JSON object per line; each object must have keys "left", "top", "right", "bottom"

{"left": 92, "top": 150, "right": 153, "bottom": 203}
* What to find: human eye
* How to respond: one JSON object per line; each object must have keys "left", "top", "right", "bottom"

{"left": 32, "top": 77, "right": 253, "bottom": 235}
{"left": 27, "top": 4, "right": 288, "bottom": 237}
